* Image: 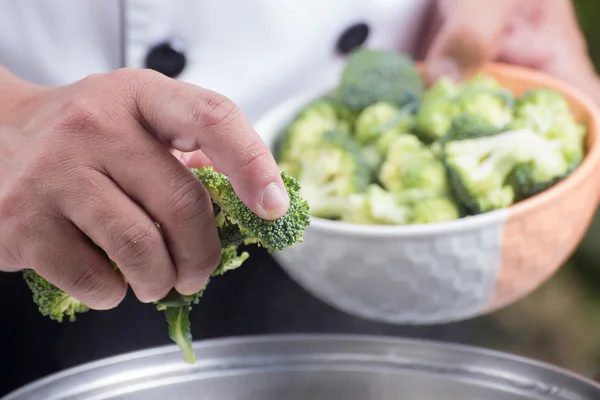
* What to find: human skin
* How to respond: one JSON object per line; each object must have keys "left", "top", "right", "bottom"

{"left": 1, "top": 0, "right": 598, "bottom": 313}
{"left": 0, "top": 67, "right": 290, "bottom": 309}
{"left": 420, "top": 0, "right": 600, "bottom": 105}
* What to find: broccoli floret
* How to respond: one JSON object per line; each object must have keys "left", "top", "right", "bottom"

{"left": 378, "top": 135, "right": 450, "bottom": 197}
{"left": 442, "top": 113, "right": 505, "bottom": 143}
{"left": 338, "top": 48, "right": 423, "bottom": 111}
{"left": 161, "top": 167, "right": 309, "bottom": 363}
{"left": 354, "top": 101, "right": 414, "bottom": 145}
{"left": 352, "top": 102, "right": 416, "bottom": 178}
{"left": 340, "top": 184, "right": 411, "bottom": 225}
{"left": 192, "top": 167, "right": 310, "bottom": 253}
{"left": 281, "top": 130, "right": 370, "bottom": 219}
{"left": 510, "top": 88, "right": 587, "bottom": 168}
{"left": 24, "top": 167, "right": 309, "bottom": 365}
{"left": 507, "top": 141, "right": 570, "bottom": 201}
{"left": 458, "top": 89, "right": 513, "bottom": 129}
{"left": 375, "top": 128, "right": 407, "bottom": 157}
{"left": 340, "top": 184, "right": 459, "bottom": 226}
{"left": 415, "top": 74, "right": 514, "bottom": 142}
{"left": 275, "top": 99, "right": 354, "bottom": 164}
{"left": 155, "top": 244, "right": 250, "bottom": 365}
{"left": 410, "top": 196, "right": 460, "bottom": 224}
{"left": 22, "top": 269, "right": 90, "bottom": 323}
{"left": 360, "top": 144, "right": 385, "bottom": 179}
{"left": 443, "top": 129, "right": 564, "bottom": 215}
{"left": 155, "top": 242, "right": 249, "bottom": 365}
{"left": 414, "top": 78, "right": 461, "bottom": 141}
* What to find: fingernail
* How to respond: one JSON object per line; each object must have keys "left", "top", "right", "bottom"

{"left": 172, "top": 150, "right": 193, "bottom": 164}
{"left": 260, "top": 183, "right": 290, "bottom": 219}
{"left": 428, "top": 57, "right": 461, "bottom": 82}
{"left": 177, "top": 277, "right": 209, "bottom": 297}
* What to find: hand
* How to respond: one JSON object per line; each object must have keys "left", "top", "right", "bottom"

{"left": 418, "top": 0, "right": 600, "bottom": 103}
{"left": 0, "top": 67, "right": 289, "bottom": 309}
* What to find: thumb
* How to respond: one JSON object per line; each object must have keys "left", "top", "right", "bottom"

{"left": 424, "top": 0, "right": 518, "bottom": 84}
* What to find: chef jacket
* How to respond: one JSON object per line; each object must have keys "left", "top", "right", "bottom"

{"left": 0, "top": 0, "right": 431, "bottom": 122}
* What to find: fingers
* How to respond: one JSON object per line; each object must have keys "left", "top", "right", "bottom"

{"left": 495, "top": 0, "right": 598, "bottom": 90}
{"left": 60, "top": 169, "right": 179, "bottom": 302}
{"left": 172, "top": 149, "right": 215, "bottom": 169}
{"left": 424, "top": 0, "right": 519, "bottom": 84}
{"left": 122, "top": 69, "right": 289, "bottom": 220}
{"left": 101, "top": 130, "right": 222, "bottom": 296}
{"left": 22, "top": 216, "right": 127, "bottom": 310}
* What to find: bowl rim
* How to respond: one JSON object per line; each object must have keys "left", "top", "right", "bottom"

{"left": 6, "top": 334, "right": 600, "bottom": 399}
{"left": 255, "top": 62, "right": 600, "bottom": 238}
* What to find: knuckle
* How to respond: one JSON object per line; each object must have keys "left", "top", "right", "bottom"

{"left": 109, "top": 67, "right": 139, "bottom": 81}
{"left": 112, "top": 221, "right": 161, "bottom": 266}
{"left": 189, "top": 93, "right": 241, "bottom": 129}
{"left": 200, "top": 243, "right": 222, "bottom": 272}
{"left": 177, "top": 242, "right": 221, "bottom": 291}
{"left": 110, "top": 68, "right": 162, "bottom": 115}
{"left": 183, "top": 240, "right": 222, "bottom": 273}
{"left": 53, "top": 97, "right": 103, "bottom": 135}
{"left": 139, "top": 279, "right": 174, "bottom": 303}
{"left": 78, "top": 72, "right": 104, "bottom": 85}
{"left": 164, "top": 176, "right": 211, "bottom": 224}
{"left": 110, "top": 67, "right": 158, "bottom": 90}
{"left": 68, "top": 262, "right": 124, "bottom": 309}
{"left": 0, "top": 191, "right": 22, "bottom": 223}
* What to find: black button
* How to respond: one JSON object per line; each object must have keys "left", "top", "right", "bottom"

{"left": 336, "top": 23, "right": 370, "bottom": 55}
{"left": 145, "top": 42, "right": 187, "bottom": 78}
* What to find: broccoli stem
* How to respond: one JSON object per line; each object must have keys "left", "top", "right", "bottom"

{"left": 164, "top": 305, "right": 196, "bottom": 364}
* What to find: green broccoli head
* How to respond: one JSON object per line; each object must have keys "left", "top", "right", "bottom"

{"left": 279, "top": 130, "right": 370, "bottom": 219}
{"left": 414, "top": 78, "right": 461, "bottom": 141}
{"left": 154, "top": 238, "right": 252, "bottom": 365}
{"left": 340, "top": 184, "right": 459, "bottom": 226}
{"left": 154, "top": 167, "right": 309, "bottom": 364}
{"left": 275, "top": 99, "right": 354, "bottom": 164}
{"left": 354, "top": 101, "right": 414, "bottom": 145}
{"left": 442, "top": 113, "right": 505, "bottom": 143}
{"left": 192, "top": 167, "right": 310, "bottom": 253}
{"left": 22, "top": 269, "right": 89, "bottom": 323}
{"left": 339, "top": 48, "right": 423, "bottom": 111}
{"left": 443, "top": 128, "right": 565, "bottom": 215}
{"left": 155, "top": 244, "right": 249, "bottom": 309}
{"left": 24, "top": 166, "right": 309, "bottom": 365}
{"left": 409, "top": 196, "right": 460, "bottom": 224}
{"left": 360, "top": 144, "right": 385, "bottom": 179}
{"left": 510, "top": 88, "right": 587, "bottom": 168}
{"left": 415, "top": 74, "right": 514, "bottom": 142}
{"left": 378, "top": 135, "right": 449, "bottom": 196}
{"left": 507, "top": 139, "right": 570, "bottom": 201}
{"left": 340, "top": 184, "right": 411, "bottom": 225}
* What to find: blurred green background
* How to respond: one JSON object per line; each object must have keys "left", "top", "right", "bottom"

{"left": 463, "top": 0, "right": 600, "bottom": 377}
{"left": 574, "top": 0, "right": 600, "bottom": 72}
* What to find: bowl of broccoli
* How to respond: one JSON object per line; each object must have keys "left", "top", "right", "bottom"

{"left": 254, "top": 48, "right": 600, "bottom": 325}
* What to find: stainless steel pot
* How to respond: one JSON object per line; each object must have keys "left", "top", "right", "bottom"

{"left": 4, "top": 334, "right": 600, "bottom": 400}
